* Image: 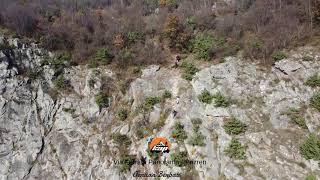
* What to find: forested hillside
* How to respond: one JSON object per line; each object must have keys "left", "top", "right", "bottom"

{"left": 1, "top": 1, "right": 320, "bottom": 180}
{"left": 1, "top": 0, "right": 319, "bottom": 66}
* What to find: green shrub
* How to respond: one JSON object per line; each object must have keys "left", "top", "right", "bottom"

{"left": 212, "top": 92, "right": 230, "bottom": 107}
{"left": 118, "top": 48, "right": 134, "bottom": 65}
{"left": 112, "top": 133, "right": 132, "bottom": 147}
{"left": 170, "top": 151, "right": 189, "bottom": 167}
{"left": 303, "top": 55, "right": 314, "bottom": 61}
{"left": 180, "top": 62, "right": 199, "bottom": 81}
{"left": 186, "top": 16, "right": 196, "bottom": 30}
{"left": 95, "top": 48, "right": 112, "bottom": 61}
{"left": 310, "top": 92, "right": 320, "bottom": 111}
{"left": 26, "top": 69, "right": 42, "bottom": 80}
{"left": 172, "top": 122, "right": 187, "bottom": 141}
{"left": 182, "top": 74, "right": 192, "bottom": 81}
{"left": 95, "top": 92, "right": 110, "bottom": 108}
{"left": 88, "top": 79, "right": 95, "bottom": 88}
{"left": 56, "top": 52, "right": 71, "bottom": 62}
{"left": 284, "top": 108, "right": 307, "bottom": 129}
{"left": 147, "top": 148, "right": 160, "bottom": 160}
{"left": 62, "top": 108, "right": 76, "bottom": 114}
{"left": 117, "top": 108, "right": 128, "bottom": 121}
{"left": 88, "top": 59, "right": 99, "bottom": 69}
{"left": 193, "top": 33, "right": 227, "bottom": 60}
{"left": 167, "top": 0, "right": 180, "bottom": 6}
{"left": 88, "top": 49, "right": 113, "bottom": 68}
{"left": 54, "top": 75, "right": 71, "bottom": 90}
{"left": 224, "top": 138, "right": 246, "bottom": 159}
{"left": 185, "top": 37, "right": 195, "bottom": 52}
{"left": 251, "top": 40, "right": 264, "bottom": 50}
{"left": 191, "top": 118, "right": 202, "bottom": 126}
{"left": 119, "top": 154, "right": 136, "bottom": 172}
{"left": 300, "top": 134, "right": 320, "bottom": 161}
{"left": 188, "top": 125, "right": 205, "bottom": 146}
{"left": 198, "top": 89, "right": 213, "bottom": 104}
{"left": 223, "top": 117, "right": 247, "bottom": 135}
{"left": 292, "top": 116, "right": 307, "bottom": 129}
{"left": 135, "top": 127, "right": 146, "bottom": 139}
{"left": 245, "top": 39, "right": 265, "bottom": 59}
{"left": 162, "top": 90, "right": 172, "bottom": 100}
{"left": 306, "top": 74, "right": 320, "bottom": 87}
{"left": 193, "top": 33, "right": 214, "bottom": 60}
{"left": 126, "top": 31, "right": 143, "bottom": 44}
{"left": 219, "top": 57, "right": 226, "bottom": 63}
{"left": 118, "top": 80, "right": 129, "bottom": 94}
{"left": 146, "top": 0, "right": 159, "bottom": 7}
{"left": 51, "top": 53, "right": 71, "bottom": 70}
{"left": 272, "top": 51, "right": 287, "bottom": 61}
{"left": 143, "top": 96, "right": 161, "bottom": 110}
{"left": 40, "top": 56, "right": 51, "bottom": 66}
{"left": 132, "top": 66, "right": 142, "bottom": 74}
{"left": 305, "top": 174, "right": 317, "bottom": 180}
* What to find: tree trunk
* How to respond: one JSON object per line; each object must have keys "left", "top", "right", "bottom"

{"left": 309, "top": 0, "right": 313, "bottom": 31}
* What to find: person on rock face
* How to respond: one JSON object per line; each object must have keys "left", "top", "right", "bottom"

{"left": 140, "top": 156, "right": 146, "bottom": 166}
{"left": 172, "top": 110, "right": 177, "bottom": 118}
{"left": 174, "top": 55, "right": 181, "bottom": 68}
{"left": 138, "top": 152, "right": 146, "bottom": 166}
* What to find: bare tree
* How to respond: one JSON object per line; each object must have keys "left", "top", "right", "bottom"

{"left": 2, "top": 3, "right": 38, "bottom": 36}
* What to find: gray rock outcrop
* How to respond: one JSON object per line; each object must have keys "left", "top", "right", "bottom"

{"left": 0, "top": 36, "right": 319, "bottom": 180}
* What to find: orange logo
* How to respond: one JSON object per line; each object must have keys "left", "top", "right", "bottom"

{"left": 148, "top": 137, "right": 171, "bottom": 153}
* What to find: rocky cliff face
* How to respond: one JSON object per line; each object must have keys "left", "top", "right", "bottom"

{"left": 0, "top": 37, "right": 319, "bottom": 180}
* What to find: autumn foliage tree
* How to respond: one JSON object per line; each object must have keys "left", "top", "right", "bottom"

{"left": 314, "top": 0, "right": 320, "bottom": 23}
{"left": 159, "top": 0, "right": 167, "bottom": 7}
{"left": 163, "top": 14, "right": 192, "bottom": 51}
{"left": 114, "top": 34, "right": 125, "bottom": 49}
{"left": 164, "top": 15, "right": 180, "bottom": 39}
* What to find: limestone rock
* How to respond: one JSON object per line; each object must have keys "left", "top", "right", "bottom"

{"left": 1, "top": 37, "right": 320, "bottom": 180}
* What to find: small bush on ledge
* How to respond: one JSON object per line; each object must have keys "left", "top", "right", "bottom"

{"left": 305, "top": 173, "right": 317, "bottom": 180}
{"left": 198, "top": 89, "right": 213, "bottom": 104}
{"left": 95, "top": 92, "right": 110, "bottom": 108}
{"left": 26, "top": 69, "right": 42, "bottom": 80}
{"left": 306, "top": 74, "right": 320, "bottom": 87}
{"left": 88, "top": 49, "right": 113, "bottom": 68}
{"left": 180, "top": 62, "right": 199, "bottom": 81}
{"left": 224, "top": 138, "right": 246, "bottom": 159}
{"left": 117, "top": 108, "right": 129, "bottom": 121}
{"left": 212, "top": 92, "right": 230, "bottom": 107}
{"left": 188, "top": 125, "right": 206, "bottom": 146}
{"left": 172, "top": 122, "right": 187, "bottom": 142}
{"left": 170, "top": 151, "right": 189, "bottom": 167}
{"left": 51, "top": 53, "right": 72, "bottom": 70}
{"left": 223, "top": 117, "right": 247, "bottom": 135}
{"left": 54, "top": 75, "right": 72, "bottom": 90}
{"left": 119, "top": 154, "right": 136, "bottom": 172}
{"left": 111, "top": 133, "right": 132, "bottom": 148}
{"left": 193, "top": 33, "right": 214, "bottom": 60}
{"left": 302, "top": 55, "right": 314, "bottom": 61}
{"left": 310, "top": 92, "right": 320, "bottom": 111}
{"left": 300, "top": 134, "right": 320, "bottom": 161}
{"left": 272, "top": 51, "right": 287, "bottom": 61}
{"left": 162, "top": 90, "right": 172, "bottom": 100}
{"left": 284, "top": 108, "right": 307, "bottom": 129}
{"left": 143, "top": 96, "right": 161, "bottom": 110}
{"left": 62, "top": 108, "right": 76, "bottom": 114}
